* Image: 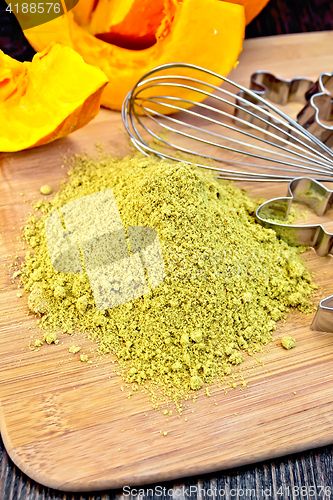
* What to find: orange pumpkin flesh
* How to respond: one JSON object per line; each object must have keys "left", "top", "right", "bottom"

{"left": 71, "top": 0, "right": 97, "bottom": 28}
{"left": 24, "top": 0, "right": 245, "bottom": 111}
{"left": 90, "top": 0, "right": 171, "bottom": 50}
{"left": 0, "top": 43, "right": 108, "bottom": 152}
{"left": 74, "top": 0, "right": 266, "bottom": 44}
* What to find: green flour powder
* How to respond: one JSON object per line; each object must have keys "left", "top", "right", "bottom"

{"left": 20, "top": 154, "right": 315, "bottom": 401}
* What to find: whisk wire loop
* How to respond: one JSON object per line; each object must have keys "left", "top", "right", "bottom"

{"left": 137, "top": 98, "right": 333, "bottom": 174}
{"left": 134, "top": 84, "right": 333, "bottom": 168}
{"left": 122, "top": 63, "right": 333, "bottom": 182}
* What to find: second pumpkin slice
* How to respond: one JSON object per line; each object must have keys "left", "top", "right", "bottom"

{"left": 0, "top": 43, "right": 108, "bottom": 152}
{"left": 23, "top": 0, "right": 245, "bottom": 111}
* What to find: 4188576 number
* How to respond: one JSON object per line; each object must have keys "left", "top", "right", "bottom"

{"left": 6, "top": 2, "right": 61, "bottom": 13}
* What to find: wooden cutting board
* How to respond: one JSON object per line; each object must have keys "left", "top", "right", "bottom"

{"left": 1, "top": 32, "right": 333, "bottom": 492}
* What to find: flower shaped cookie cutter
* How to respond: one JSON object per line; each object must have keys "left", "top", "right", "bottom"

{"left": 235, "top": 71, "right": 333, "bottom": 149}
{"left": 299, "top": 72, "right": 333, "bottom": 149}
{"left": 256, "top": 177, "right": 333, "bottom": 332}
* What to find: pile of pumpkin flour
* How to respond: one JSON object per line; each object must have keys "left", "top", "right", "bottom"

{"left": 21, "top": 154, "right": 316, "bottom": 403}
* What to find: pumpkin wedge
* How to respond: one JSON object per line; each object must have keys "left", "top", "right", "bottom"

{"left": 23, "top": 0, "right": 245, "bottom": 111}
{"left": 0, "top": 43, "right": 108, "bottom": 152}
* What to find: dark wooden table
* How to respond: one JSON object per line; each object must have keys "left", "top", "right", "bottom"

{"left": 1, "top": 438, "right": 333, "bottom": 499}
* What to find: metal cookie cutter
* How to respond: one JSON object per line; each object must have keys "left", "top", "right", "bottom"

{"left": 235, "top": 71, "right": 333, "bottom": 148}
{"left": 298, "top": 72, "right": 333, "bottom": 148}
{"left": 256, "top": 177, "right": 333, "bottom": 332}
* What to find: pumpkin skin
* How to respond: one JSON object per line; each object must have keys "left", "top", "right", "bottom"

{"left": 23, "top": 0, "right": 245, "bottom": 111}
{"left": 227, "top": 0, "right": 270, "bottom": 24}
{"left": 0, "top": 43, "right": 108, "bottom": 152}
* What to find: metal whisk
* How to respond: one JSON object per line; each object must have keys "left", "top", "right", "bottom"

{"left": 122, "top": 63, "right": 333, "bottom": 182}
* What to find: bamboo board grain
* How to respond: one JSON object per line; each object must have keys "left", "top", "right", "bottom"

{"left": 1, "top": 32, "right": 333, "bottom": 492}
